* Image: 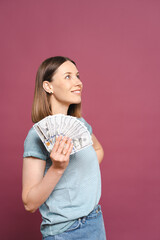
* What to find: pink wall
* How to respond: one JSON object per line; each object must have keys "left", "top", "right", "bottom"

{"left": 0, "top": 1, "right": 160, "bottom": 239}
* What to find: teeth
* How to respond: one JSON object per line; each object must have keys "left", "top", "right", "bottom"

{"left": 72, "top": 91, "right": 80, "bottom": 93}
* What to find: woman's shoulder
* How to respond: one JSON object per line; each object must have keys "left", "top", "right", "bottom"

{"left": 23, "top": 126, "right": 49, "bottom": 160}
{"left": 24, "top": 126, "right": 38, "bottom": 142}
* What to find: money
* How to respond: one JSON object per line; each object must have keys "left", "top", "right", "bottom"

{"left": 33, "top": 114, "right": 93, "bottom": 155}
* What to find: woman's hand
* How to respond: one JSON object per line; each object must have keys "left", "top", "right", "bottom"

{"left": 50, "top": 135, "right": 73, "bottom": 173}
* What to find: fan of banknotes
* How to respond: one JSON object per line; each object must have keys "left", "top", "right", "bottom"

{"left": 33, "top": 114, "right": 93, "bottom": 155}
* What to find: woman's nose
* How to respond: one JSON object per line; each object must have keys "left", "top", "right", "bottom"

{"left": 72, "top": 76, "right": 82, "bottom": 85}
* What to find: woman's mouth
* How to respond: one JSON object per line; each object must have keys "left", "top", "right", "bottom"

{"left": 71, "top": 90, "right": 81, "bottom": 95}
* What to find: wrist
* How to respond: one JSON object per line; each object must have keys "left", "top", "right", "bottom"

{"left": 50, "top": 164, "right": 65, "bottom": 176}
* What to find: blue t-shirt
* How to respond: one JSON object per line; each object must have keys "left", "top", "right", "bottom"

{"left": 23, "top": 117, "right": 101, "bottom": 238}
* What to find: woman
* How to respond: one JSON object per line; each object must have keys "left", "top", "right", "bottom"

{"left": 22, "top": 56, "right": 107, "bottom": 240}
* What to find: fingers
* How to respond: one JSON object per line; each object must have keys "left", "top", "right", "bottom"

{"left": 52, "top": 135, "right": 63, "bottom": 153}
{"left": 65, "top": 142, "right": 73, "bottom": 158}
{"left": 51, "top": 135, "right": 73, "bottom": 156}
{"left": 50, "top": 136, "right": 74, "bottom": 171}
{"left": 57, "top": 136, "right": 71, "bottom": 154}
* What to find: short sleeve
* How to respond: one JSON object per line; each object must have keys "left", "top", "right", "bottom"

{"left": 78, "top": 117, "right": 93, "bottom": 135}
{"left": 23, "top": 127, "right": 49, "bottom": 161}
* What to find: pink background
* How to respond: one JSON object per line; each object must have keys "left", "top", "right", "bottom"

{"left": 0, "top": 0, "right": 160, "bottom": 239}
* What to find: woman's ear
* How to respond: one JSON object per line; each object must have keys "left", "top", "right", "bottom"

{"left": 43, "top": 81, "right": 53, "bottom": 94}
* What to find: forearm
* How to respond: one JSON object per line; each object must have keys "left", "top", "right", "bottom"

{"left": 24, "top": 166, "right": 63, "bottom": 213}
{"left": 95, "top": 148, "right": 104, "bottom": 164}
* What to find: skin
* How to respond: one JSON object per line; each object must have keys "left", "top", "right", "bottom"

{"left": 22, "top": 61, "right": 104, "bottom": 213}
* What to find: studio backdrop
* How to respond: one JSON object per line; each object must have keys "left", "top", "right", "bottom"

{"left": 0, "top": 1, "right": 160, "bottom": 240}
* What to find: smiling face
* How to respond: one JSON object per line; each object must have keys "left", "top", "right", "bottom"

{"left": 48, "top": 60, "right": 83, "bottom": 106}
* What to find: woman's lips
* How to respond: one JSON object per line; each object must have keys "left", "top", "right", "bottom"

{"left": 71, "top": 90, "right": 81, "bottom": 95}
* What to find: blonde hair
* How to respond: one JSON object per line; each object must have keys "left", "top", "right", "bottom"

{"left": 31, "top": 56, "right": 82, "bottom": 123}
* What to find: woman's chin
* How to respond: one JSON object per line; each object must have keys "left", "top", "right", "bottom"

{"left": 69, "top": 99, "right": 81, "bottom": 105}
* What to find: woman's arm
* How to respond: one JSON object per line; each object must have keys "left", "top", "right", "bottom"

{"left": 91, "top": 133, "right": 104, "bottom": 164}
{"left": 22, "top": 135, "right": 73, "bottom": 213}
{"left": 22, "top": 157, "right": 64, "bottom": 213}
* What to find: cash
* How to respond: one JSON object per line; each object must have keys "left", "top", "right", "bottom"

{"left": 33, "top": 114, "right": 93, "bottom": 155}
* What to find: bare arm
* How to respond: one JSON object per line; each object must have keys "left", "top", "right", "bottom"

{"left": 22, "top": 158, "right": 63, "bottom": 213}
{"left": 22, "top": 135, "right": 73, "bottom": 213}
{"left": 91, "top": 133, "right": 104, "bottom": 164}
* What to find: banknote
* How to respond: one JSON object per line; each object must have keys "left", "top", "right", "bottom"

{"left": 37, "top": 118, "right": 50, "bottom": 139}
{"left": 33, "top": 114, "right": 93, "bottom": 154}
{"left": 33, "top": 124, "right": 53, "bottom": 151}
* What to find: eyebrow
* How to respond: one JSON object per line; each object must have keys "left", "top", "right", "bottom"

{"left": 63, "top": 72, "right": 79, "bottom": 75}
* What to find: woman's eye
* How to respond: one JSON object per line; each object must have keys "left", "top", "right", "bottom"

{"left": 65, "top": 75, "right": 70, "bottom": 79}
{"left": 65, "top": 74, "right": 80, "bottom": 80}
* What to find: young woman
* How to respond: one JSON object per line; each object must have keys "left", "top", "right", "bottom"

{"left": 22, "top": 56, "right": 107, "bottom": 240}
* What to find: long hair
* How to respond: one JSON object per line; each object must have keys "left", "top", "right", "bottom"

{"left": 31, "top": 56, "right": 82, "bottom": 123}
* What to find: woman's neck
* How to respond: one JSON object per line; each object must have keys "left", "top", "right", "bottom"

{"left": 50, "top": 98, "right": 69, "bottom": 116}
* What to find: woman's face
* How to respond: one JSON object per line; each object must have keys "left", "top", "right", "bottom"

{"left": 50, "top": 60, "right": 83, "bottom": 105}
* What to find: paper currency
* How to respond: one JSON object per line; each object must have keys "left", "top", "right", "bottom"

{"left": 33, "top": 114, "right": 93, "bottom": 155}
